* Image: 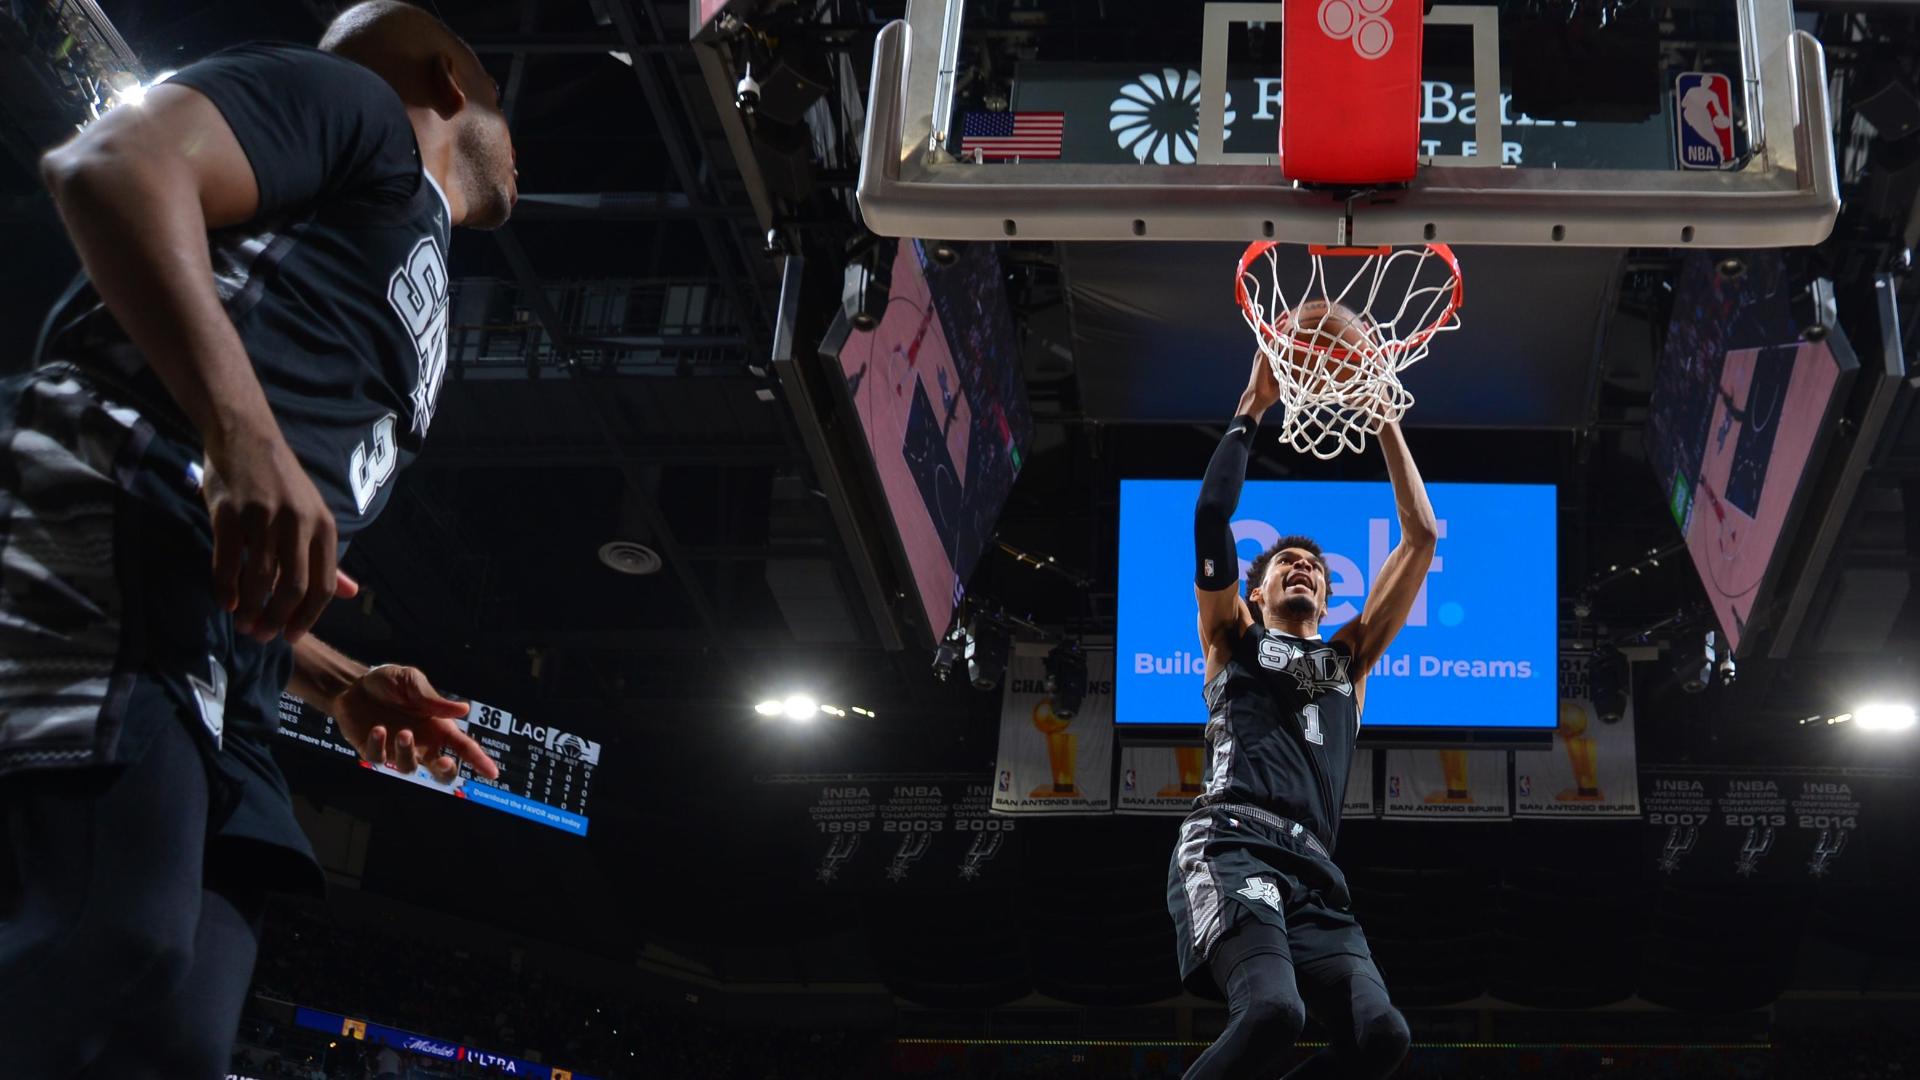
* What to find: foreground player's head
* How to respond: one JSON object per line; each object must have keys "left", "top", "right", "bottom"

{"left": 321, "top": 1, "right": 517, "bottom": 229}
{"left": 1247, "top": 535, "right": 1329, "bottom": 630}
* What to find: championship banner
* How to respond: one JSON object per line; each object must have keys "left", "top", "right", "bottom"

{"left": 1381, "top": 748, "right": 1512, "bottom": 819}
{"left": 764, "top": 773, "right": 1020, "bottom": 888}
{"left": 1642, "top": 767, "right": 1886, "bottom": 882}
{"left": 1116, "top": 742, "right": 1208, "bottom": 814}
{"left": 1514, "top": 653, "right": 1642, "bottom": 818}
{"left": 1343, "top": 749, "right": 1378, "bottom": 818}
{"left": 991, "top": 646, "right": 1115, "bottom": 814}
{"left": 1116, "top": 745, "right": 1378, "bottom": 817}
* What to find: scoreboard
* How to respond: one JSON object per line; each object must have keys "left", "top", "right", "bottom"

{"left": 276, "top": 694, "right": 598, "bottom": 836}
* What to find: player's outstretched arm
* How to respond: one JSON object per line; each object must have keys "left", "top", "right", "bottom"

{"left": 1195, "top": 352, "right": 1281, "bottom": 659}
{"left": 1334, "top": 421, "right": 1437, "bottom": 671}
{"left": 288, "top": 633, "right": 500, "bottom": 782}
{"left": 40, "top": 85, "right": 337, "bottom": 644}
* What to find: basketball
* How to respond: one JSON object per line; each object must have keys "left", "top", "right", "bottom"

{"left": 1269, "top": 299, "right": 1379, "bottom": 393}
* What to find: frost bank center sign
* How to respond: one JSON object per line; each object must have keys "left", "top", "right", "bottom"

{"left": 1013, "top": 64, "right": 1674, "bottom": 168}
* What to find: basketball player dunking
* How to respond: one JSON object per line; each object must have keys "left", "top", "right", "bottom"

{"left": 1, "top": 4, "right": 512, "bottom": 1074}
{"left": 1170, "top": 334, "right": 1436, "bottom": 1079}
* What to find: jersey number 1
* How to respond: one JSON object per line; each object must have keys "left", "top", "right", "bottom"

{"left": 1301, "top": 704, "right": 1325, "bottom": 746}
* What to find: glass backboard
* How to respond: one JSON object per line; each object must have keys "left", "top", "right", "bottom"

{"left": 857, "top": 0, "right": 1837, "bottom": 247}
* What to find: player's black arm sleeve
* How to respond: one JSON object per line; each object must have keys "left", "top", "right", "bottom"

{"left": 1195, "top": 414, "right": 1257, "bottom": 590}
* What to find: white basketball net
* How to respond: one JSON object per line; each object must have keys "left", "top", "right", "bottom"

{"left": 1236, "top": 243, "right": 1463, "bottom": 459}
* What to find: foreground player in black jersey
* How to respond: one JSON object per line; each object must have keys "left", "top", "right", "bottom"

{"left": 1171, "top": 345, "right": 1437, "bottom": 1079}
{"left": 1, "top": 3, "right": 513, "bottom": 1075}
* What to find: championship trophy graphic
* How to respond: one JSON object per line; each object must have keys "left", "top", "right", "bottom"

{"left": 1157, "top": 745, "right": 1207, "bottom": 798}
{"left": 1555, "top": 698, "right": 1604, "bottom": 801}
{"left": 1425, "top": 749, "right": 1474, "bottom": 803}
{"left": 1030, "top": 695, "right": 1081, "bottom": 798}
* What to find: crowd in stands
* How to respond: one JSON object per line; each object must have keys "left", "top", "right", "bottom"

{"left": 234, "top": 905, "right": 1918, "bottom": 1078}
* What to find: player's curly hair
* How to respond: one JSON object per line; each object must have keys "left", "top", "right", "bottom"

{"left": 1246, "top": 534, "right": 1327, "bottom": 606}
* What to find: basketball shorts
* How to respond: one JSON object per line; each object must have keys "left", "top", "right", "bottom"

{"left": 0, "top": 364, "right": 322, "bottom": 894}
{"left": 1168, "top": 801, "right": 1373, "bottom": 999}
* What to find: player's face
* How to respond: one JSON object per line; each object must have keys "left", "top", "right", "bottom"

{"left": 1260, "top": 548, "right": 1327, "bottom": 622}
{"left": 453, "top": 57, "right": 517, "bottom": 230}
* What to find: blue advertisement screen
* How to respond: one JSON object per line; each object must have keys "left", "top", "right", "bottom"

{"left": 1117, "top": 480, "right": 1557, "bottom": 728}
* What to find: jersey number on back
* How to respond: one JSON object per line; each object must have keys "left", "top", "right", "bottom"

{"left": 350, "top": 413, "right": 398, "bottom": 514}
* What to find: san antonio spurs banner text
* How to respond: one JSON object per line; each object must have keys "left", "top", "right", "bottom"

{"left": 1118, "top": 743, "right": 1377, "bottom": 819}
{"left": 992, "top": 646, "right": 1115, "bottom": 814}
{"left": 1513, "top": 652, "right": 1641, "bottom": 818}
{"left": 1382, "top": 747, "right": 1512, "bottom": 819}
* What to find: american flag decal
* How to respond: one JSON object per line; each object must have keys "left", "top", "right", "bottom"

{"left": 960, "top": 111, "right": 1066, "bottom": 160}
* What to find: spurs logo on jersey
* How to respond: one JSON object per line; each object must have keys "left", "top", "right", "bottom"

{"left": 1256, "top": 636, "right": 1354, "bottom": 696}
{"left": 387, "top": 235, "right": 449, "bottom": 437}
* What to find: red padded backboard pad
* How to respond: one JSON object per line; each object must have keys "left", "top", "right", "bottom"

{"left": 1281, "top": 0, "right": 1424, "bottom": 184}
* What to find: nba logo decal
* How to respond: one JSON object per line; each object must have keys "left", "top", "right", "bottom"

{"left": 1675, "top": 73, "right": 1737, "bottom": 170}
{"left": 1388, "top": 775, "right": 1401, "bottom": 799}
{"left": 1518, "top": 774, "right": 1532, "bottom": 797}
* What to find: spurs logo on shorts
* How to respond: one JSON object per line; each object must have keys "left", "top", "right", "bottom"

{"left": 1237, "top": 876, "right": 1283, "bottom": 911}
{"left": 188, "top": 655, "right": 228, "bottom": 749}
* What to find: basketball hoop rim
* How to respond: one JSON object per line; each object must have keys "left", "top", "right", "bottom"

{"left": 1233, "top": 240, "right": 1465, "bottom": 341}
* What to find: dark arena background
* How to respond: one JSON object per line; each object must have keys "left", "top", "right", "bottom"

{"left": 3, "top": 0, "right": 1920, "bottom": 1077}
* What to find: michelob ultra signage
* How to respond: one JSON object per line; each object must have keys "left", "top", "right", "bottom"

{"left": 1116, "top": 480, "right": 1557, "bottom": 728}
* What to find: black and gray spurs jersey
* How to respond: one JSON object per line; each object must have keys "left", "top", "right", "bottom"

{"left": 34, "top": 43, "right": 451, "bottom": 544}
{"left": 1195, "top": 623, "right": 1361, "bottom": 852}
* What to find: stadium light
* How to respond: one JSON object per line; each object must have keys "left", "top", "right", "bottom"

{"left": 1854, "top": 703, "right": 1916, "bottom": 732}
{"left": 755, "top": 695, "right": 873, "bottom": 721}
{"left": 106, "top": 69, "right": 175, "bottom": 110}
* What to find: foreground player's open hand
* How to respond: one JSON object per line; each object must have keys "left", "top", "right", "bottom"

{"left": 331, "top": 664, "right": 502, "bottom": 781}
{"left": 201, "top": 423, "right": 339, "bottom": 645}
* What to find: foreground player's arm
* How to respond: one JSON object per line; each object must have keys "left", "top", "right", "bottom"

{"left": 287, "top": 635, "right": 500, "bottom": 781}
{"left": 1334, "top": 421, "right": 1437, "bottom": 673}
{"left": 1195, "top": 353, "right": 1282, "bottom": 664}
{"left": 39, "top": 84, "right": 337, "bottom": 643}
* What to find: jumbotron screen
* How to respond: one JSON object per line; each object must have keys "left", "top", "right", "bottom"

{"left": 824, "top": 238, "right": 1034, "bottom": 640}
{"left": 1116, "top": 479, "right": 1558, "bottom": 728}
{"left": 1646, "top": 253, "right": 1850, "bottom": 656}
{"left": 277, "top": 695, "right": 598, "bottom": 835}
